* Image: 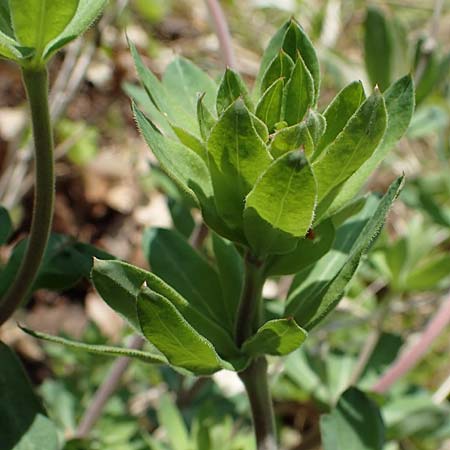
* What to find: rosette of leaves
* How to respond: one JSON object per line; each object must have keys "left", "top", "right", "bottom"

{"left": 29, "top": 19, "right": 414, "bottom": 378}
{"left": 0, "top": 0, "right": 107, "bottom": 68}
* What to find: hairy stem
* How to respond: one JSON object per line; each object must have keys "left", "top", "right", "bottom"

{"left": 0, "top": 68, "right": 54, "bottom": 326}
{"left": 235, "top": 252, "right": 265, "bottom": 347}
{"left": 235, "top": 253, "right": 277, "bottom": 450}
{"left": 240, "top": 357, "right": 277, "bottom": 450}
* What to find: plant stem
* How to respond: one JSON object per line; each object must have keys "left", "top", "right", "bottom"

{"left": 235, "top": 253, "right": 277, "bottom": 450}
{"left": 76, "top": 334, "right": 145, "bottom": 438}
{"left": 373, "top": 294, "right": 450, "bottom": 394}
{"left": 0, "top": 68, "right": 54, "bottom": 327}
{"left": 348, "top": 294, "right": 393, "bottom": 386}
{"left": 235, "top": 252, "right": 265, "bottom": 347}
{"left": 204, "top": 0, "right": 237, "bottom": 69}
{"left": 239, "top": 357, "right": 277, "bottom": 450}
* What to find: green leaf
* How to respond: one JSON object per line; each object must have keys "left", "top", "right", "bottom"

{"left": 124, "top": 82, "right": 175, "bottom": 137}
{"left": 404, "top": 255, "right": 450, "bottom": 292}
{"left": 0, "top": 205, "right": 12, "bottom": 245}
{"left": 316, "top": 81, "right": 366, "bottom": 157}
{"left": 286, "top": 177, "right": 403, "bottom": 329}
{"left": 20, "top": 326, "right": 167, "bottom": 364}
{"left": 0, "top": 2, "right": 14, "bottom": 38}
{"left": 242, "top": 318, "right": 307, "bottom": 356}
{"left": 162, "top": 56, "right": 217, "bottom": 114}
{"left": 255, "top": 78, "right": 285, "bottom": 131}
{"left": 251, "top": 112, "right": 270, "bottom": 143}
{"left": 282, "top": 19, "right": 320, "bottom": 103}
{"left": 44, "top": 0, "right": 108, "bottom": 59}
{"left": 10, "top": 0, "right": 78, "bottom": 56}
{"left": 244, "top": 150, "right": 316, "bottom": 256}
{"left": 0, "top": 234, "right": 111, "bottom": 297}
{"left": 171, "top": 124, "right": 207, "bottom": 160}
{"left": 0, "top": 31, "right": 21, "bottom": 61}
{"left": 134, "top": 111, "right": 202, "bottom": 198}
{"left": 167, "top": 198, "right": 195, "bottom": 238}
{"left": 254, "top": 20, "right": 290, "bottom": 96}
{"left": 331, "top": 75, "right": 414, "bottom": 213}
{"left": 266, "top": 219, "right": 335, "bottom": 276}
{"left": 305, "top": 109, "right": 326, "bottom": 149}
{"left": 216, "top": 68, "right": 253, "bottom": 116}
{"left": 268, "top": 120, "right": 314, "bottom": 159}
{"left": 212, "top": 233, "right": 243, "bottom": 329}
{"left": 321, "top": 387, "right": 385, "bottom": 450}
{"left": 0, "top": 342, "right": 59, "bottom": 450}
{"left": 129, "top": 40, "right": 199, "bottom": 134}
{"left": 260, "top": 50, "right": 294, "bottom": 95}
{"left": 283, "top": 55, "right": 314, "bottom": 126}
{"left": 207, "top": 98, "right": 272, "bottom": 229}
{"left": 91, "top": 259, "right": 240, "bottom": 360}
{"left": 312, "top": 89, "right": 387, "bottom": 214}
{"left": 197, "top": 93, "right": 216, "bottom": 140}
{"left": 364, "top": 6, "right": 394, "bottom": 91}
{"left": 137, "top": 286, "right": 222, "bottom": 374}
{"left": 142, "top": 227, "right": 232, "bottom": 331}
{"left": 157, "top": 394, "right": 191, "bottom": 450}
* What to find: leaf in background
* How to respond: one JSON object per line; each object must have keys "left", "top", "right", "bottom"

{"left": 10, "top": 0, "right": 78, "bottom": 54}
{"left": 242, "top": 318, "right": 307, "bottom": 356}
{"left": 283, "top": 55, "right": 314, "bottom": 126}
{"left": 260, "top": 50, "right": 294, "bottom": 95}
{"left": 0, "top": 234, "right": 111, "bottom": 297}
{"left": 282, "top": 18, "right": 320, "bottom": 103}
{"left": 129, "top": 40, "right": 199, "bottom": 134}
{"left": 137, "top": 286, "right": 223, "bottom": 374}
{"left": 44, "top": 0, "right": 107, "bottom": 59}
{"left": 20, "top": 326, "right": 167, "bottom": 364}
{"left": 216, "top": 68, "right": 253, "bottom": 116}
{"left": 142, "top": 228, "right": 232, "bottom": 332}
{"left": 244, "top": 150, "right": 316, "bottom": 256}
{"left": 331, "top": 75, "right": 414, "bottom": 213}
{"left": 316, "top": 81, "right": 366, "bottom": 157}
{"left": 320, "top": 387, "right": 385, "bottom": 450}
{"left": 92, "top": 260, "right": 240, "bottom": 360}
{"left": 0, "top": 1, "right": 14, "bottom": 38}
{"left": 404, "top": 255, "right": 450, "bottom": 292}
{"left": 251, "top": 113, "right": 270, "bottom": 143}
{"left": 254, "top": 20, "right": 290, "bottom": 96}
{"left": 269, "top": 120, "right": 314, "bottom": 159}
{"left": 255, "top": 78, "right": 285, "bottom": 131}
{"left": 312, "top": 90, "right": 387, "bottom": 213}
{"left": 407, "top": 105, "right": 448, "bottom": 139}
{"left": 364, "top": 6, "right": 394, "bottom": 91}
{"left": 167, "top": 198, "right": 195, "bottom": 238}
{"left": 0, "top": 205, "right": 12, "bottom": 245}
{"left": 157, "top": 394, "right": 191, "bottom": 450}
{"left": 207, "top": 98, "right": 272, "bottom": 229}
{"left": 0, "top": 342, "right": 59, "bottom": 450}
{"left": 266, "top": 219, "right": 335, "bottom": 276}
{"left": 212, "top": 233, "right": 243, "bottom": 328}
{"left": 286, "top": 177, "right": 403, "bottom": 329}
{"left": 163, "top": 56, "right": 217, "bottom": 114}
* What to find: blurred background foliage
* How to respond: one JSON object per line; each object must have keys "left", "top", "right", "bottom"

{"left": 0, "top": 0, "right": 449, "bottom": 449}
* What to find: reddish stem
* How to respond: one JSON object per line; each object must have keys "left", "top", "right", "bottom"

{"left": 204, "top": 0, "right": 237, "bottom": 69}
{"left": 372, "top": 295, "right": 450, "bottom": 394}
